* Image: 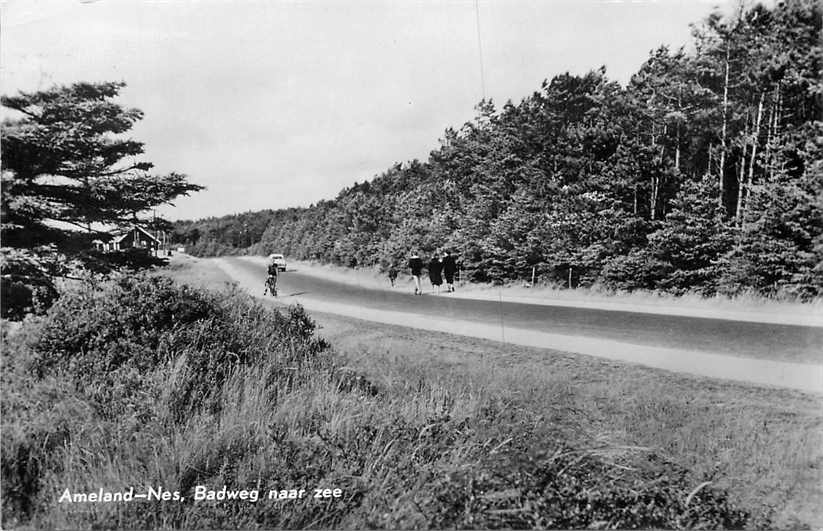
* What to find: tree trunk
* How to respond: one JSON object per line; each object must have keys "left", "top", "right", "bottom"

{"left": 768, "top": 85, "right": 781, "bottom": 182}
{"left": 660, "top": 124, "right": 667, "bottom": 162}
{"left": 742, "top": 92, "right": 765, "bottom": 222}
{"left": 735, "top": 113, "right": 750, "bottom": 221}
{"left": 654, "top": 125, "right": 666, "bottom": 221}
{"left": 675, "top": 123, "right": 681, "bottom": 172}
{"left": 765, "top": 89, "right": 775, "bottom": 176}
{"left": 718, "top": 44, "right": 731, "bottom": 209}
{"left": 735, "top": 151, "right": 746, "bottom": 221}
{"left": 651, "top": 177, "right": 659, "bottom": 221}
{"left": 650, "top": 122, "right": 657, "bottom": 221}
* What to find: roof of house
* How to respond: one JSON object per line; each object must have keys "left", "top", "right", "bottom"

{"left": 112, "top": 225, "right": 160, "bottom": 244}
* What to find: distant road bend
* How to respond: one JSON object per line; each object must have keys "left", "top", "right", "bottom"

{"left": 213, "top": 257, "right": 823, "bottom": 394}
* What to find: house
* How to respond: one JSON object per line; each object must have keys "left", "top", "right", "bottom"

{"left": 93, "top": 225, "right": 160, "bottom": 254}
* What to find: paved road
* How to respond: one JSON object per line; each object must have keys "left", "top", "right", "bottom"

{"left": 227, "top": 257, "right": 823, "bottom": 364}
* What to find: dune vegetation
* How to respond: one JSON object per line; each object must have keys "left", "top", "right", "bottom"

{"left": 0, "top": 274, "right": 780, "bottom": 529}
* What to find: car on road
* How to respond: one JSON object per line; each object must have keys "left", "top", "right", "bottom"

{"left": 268, "top": 253, "right": 287, "bottom": 271}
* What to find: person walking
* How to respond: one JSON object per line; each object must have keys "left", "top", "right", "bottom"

{"left": 388, "top": 264, "right": 398, "bottom": 287}
{"left": 428, "top": 254, "right": 443, "bottom": 293}
{"left": 442, "top": 251, "right": 457, "bottom": 292}
{"left": 408, "top": 252, "right": 423, "bottom": 295}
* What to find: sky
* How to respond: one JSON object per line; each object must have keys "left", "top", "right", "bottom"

{"left": 1, "top": 0, "right": 728, "bottom": 221}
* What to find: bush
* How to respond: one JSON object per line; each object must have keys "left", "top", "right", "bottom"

{"left": 1, "top": 275, "right": 335, "bottom": 526}
{"left": 405, "top": 449, "right": 748, "bottom": 529}
{"left": 0, "top": 248, "right": 60, "bottom": 320}
{"left": 600, "top": 251, "right": 672, "bottom": 292}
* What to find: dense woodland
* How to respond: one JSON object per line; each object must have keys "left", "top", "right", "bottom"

{"left": 174, "top": 1, "right": 822, "bottom": 299}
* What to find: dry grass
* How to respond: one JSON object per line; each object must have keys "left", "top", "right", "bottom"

{"left": 305, "top": 311, "right": 823, "bottom": 529}
{"left": 164, "top": 253, "right": 236, "bottom": 287}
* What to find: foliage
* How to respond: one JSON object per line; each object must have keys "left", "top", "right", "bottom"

{"left": 405, "top": 450, "right": 748, "bottom": 529}
{"left": 1, "top": 275, "right": 332, "bottom": 525}
{"left": 174, "top": 0, "right": 822, "bottom": 300}
{"left": 0, "top": 248, "right": 61, "bottom": 319}
{"left": 642, "top": 176, "right": 735, "bottom": 295}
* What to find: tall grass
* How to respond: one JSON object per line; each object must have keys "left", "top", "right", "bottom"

{"left": 2, "top": 274, "right": 757, "bottom": 529}
{"left": 329, "top": 324, "right": 823, "bottom": 529}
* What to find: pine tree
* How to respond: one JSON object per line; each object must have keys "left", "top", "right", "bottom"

{"left": 646, "top": 176, "right": 735, "bottom": 295}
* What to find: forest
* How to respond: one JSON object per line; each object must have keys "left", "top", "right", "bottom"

{"left": 174, "top": 1, "right": 822, "bottom": 299}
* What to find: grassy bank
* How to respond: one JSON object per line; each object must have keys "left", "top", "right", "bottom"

{"left": 311, "top": 314, "right": 823, "bottom": 529}
{"left": 2, "top": 270, "right": 821, "bottom": 528}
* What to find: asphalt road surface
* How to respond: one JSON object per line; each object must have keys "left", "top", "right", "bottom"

{"left": 225, "top": 257, "right": 823, "bottom": 364}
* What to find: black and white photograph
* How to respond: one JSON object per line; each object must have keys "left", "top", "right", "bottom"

{"left": 1, "top": 0, "right": 821, "bottom": 529}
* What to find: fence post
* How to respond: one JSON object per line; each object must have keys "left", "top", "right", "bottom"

{"left": 568, "top": 266, "right": 572, "bottom": 289}
{"left": 531, "top": 266, "right": 536, "bottom": 286}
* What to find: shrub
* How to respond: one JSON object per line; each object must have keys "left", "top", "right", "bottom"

{"left": 406, "top": 449, "right": 749, "bottom": 529}
{"left": 0, "top": 248, "right": 60, "bottom": 320}
{"left": 1, "top": 275, "right": 335, "bottom": 525}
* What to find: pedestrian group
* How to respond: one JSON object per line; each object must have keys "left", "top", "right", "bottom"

{"left": 403, "top": 250, "right": 457, "bottom": 295}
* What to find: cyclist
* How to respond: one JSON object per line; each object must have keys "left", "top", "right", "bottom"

{"left": 264, "top": 258, "right": 279, "bottom": 296}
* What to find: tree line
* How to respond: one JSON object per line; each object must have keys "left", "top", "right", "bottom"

{"left": 174, "top": 1, "right": 822, "bottom": 299}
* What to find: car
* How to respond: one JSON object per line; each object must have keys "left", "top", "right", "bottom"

{"left": 268, "top": 253, "right": 287, "bottom": 271}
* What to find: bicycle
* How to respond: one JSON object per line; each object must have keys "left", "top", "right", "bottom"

{"left": 263, "top": 275, "right": 278, "bottom": 297}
